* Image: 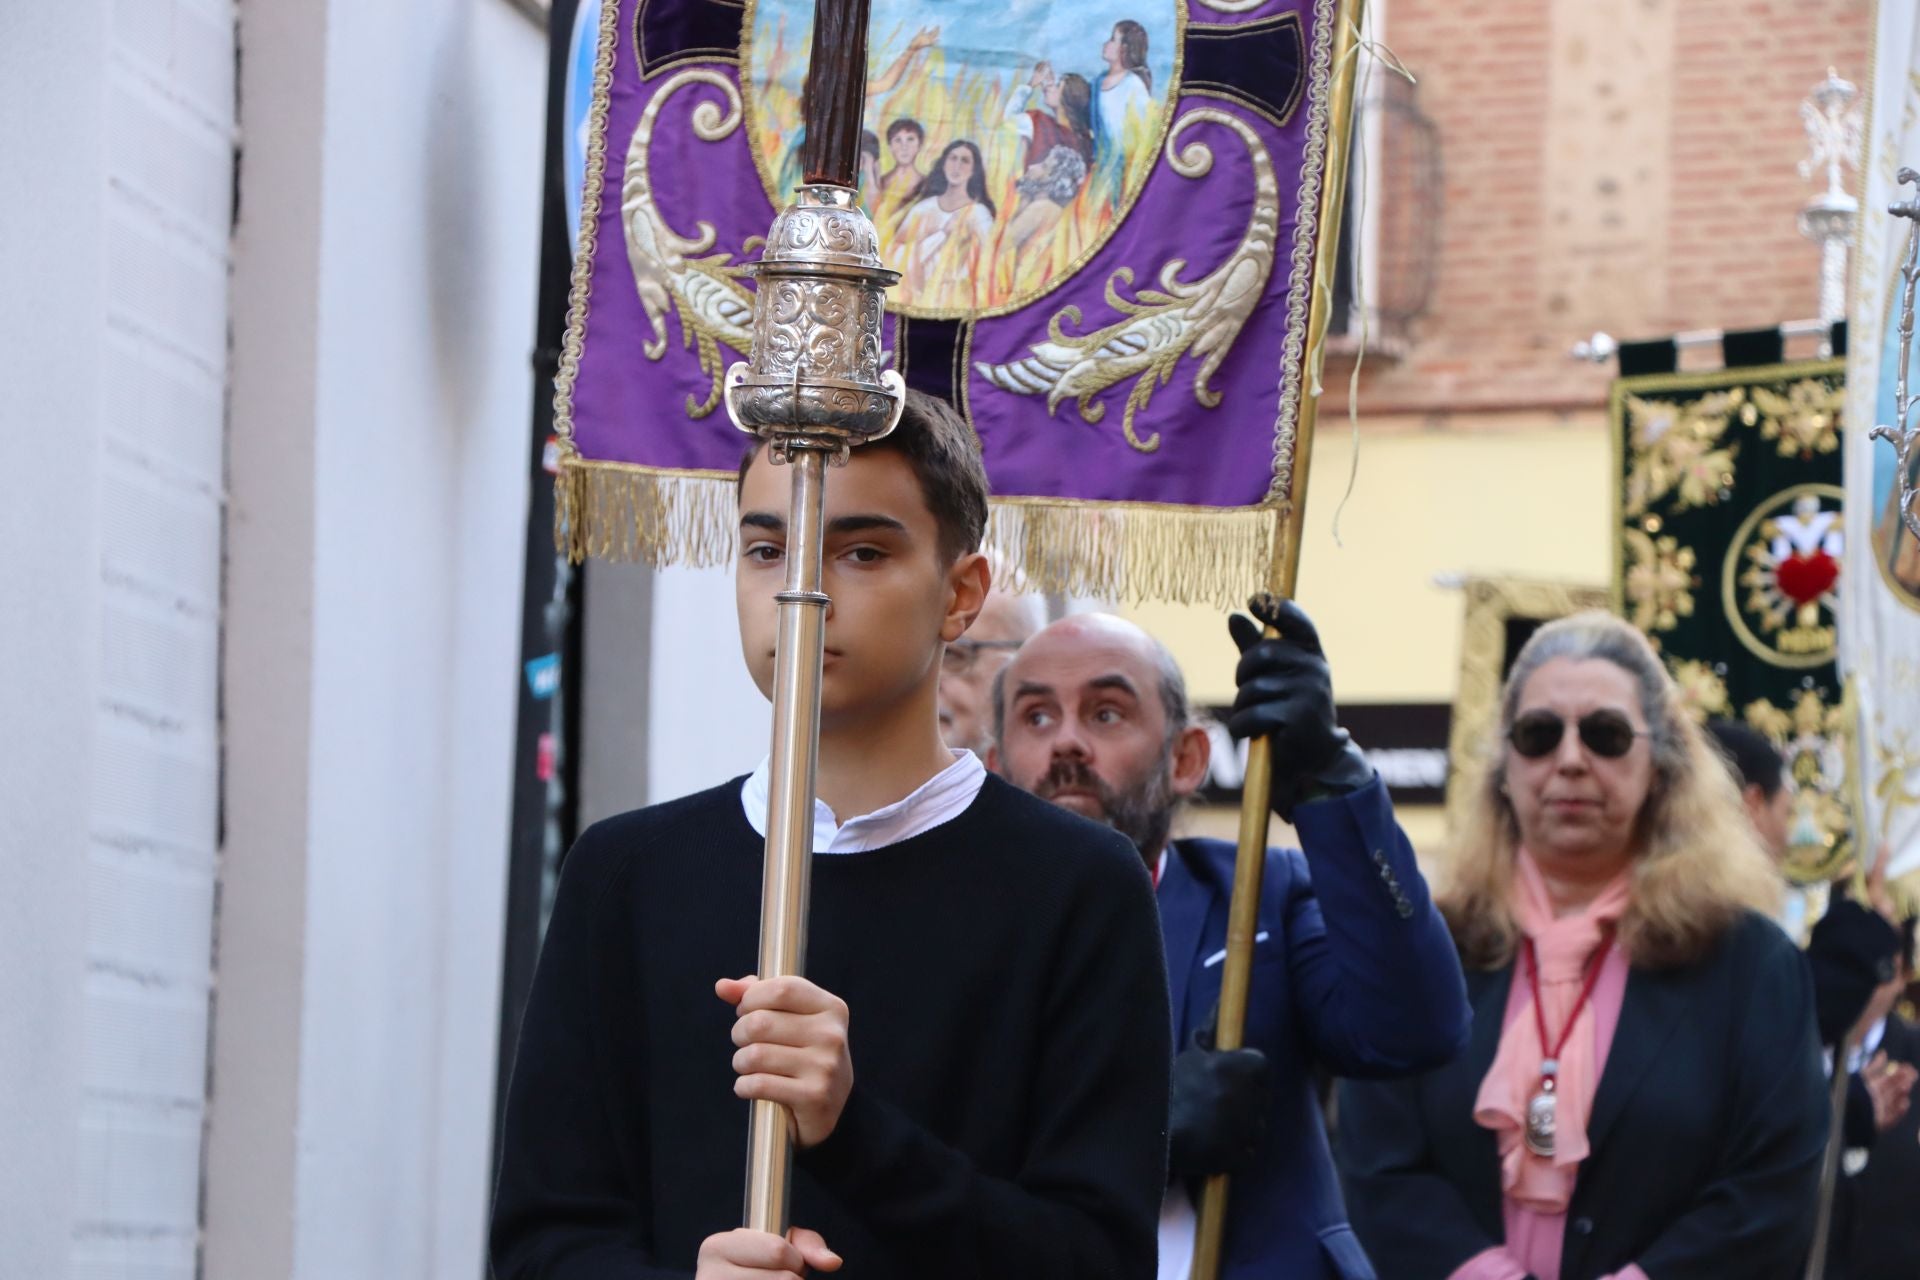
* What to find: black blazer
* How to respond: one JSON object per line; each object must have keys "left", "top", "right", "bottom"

{"left": 1834, "top": 1014, "right": 1920, "bottom": 1280}
{"left": 1336, "top": 911, "right": 1827, "bottom": 1280}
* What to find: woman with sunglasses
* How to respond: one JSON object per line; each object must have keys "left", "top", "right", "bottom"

{"left": 1336, "top": 611, "right": 1827, "bottom": 1280}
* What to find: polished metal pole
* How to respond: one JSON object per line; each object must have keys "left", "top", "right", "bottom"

{"left": 744, "top": 446, "right": 831, "bottom": 1235}
{"left": 1190, "top": 0, "right": 1367, "bottom": 1274}
{"left": 725, "top": 0, "right": 900, "bottom": 1234}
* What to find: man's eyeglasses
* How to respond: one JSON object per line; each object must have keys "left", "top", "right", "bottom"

{"left": 1506, "top": 709, "right": 1649, "bottom": 760}
{"left": 942, "top": 639, "right": 1022, "bottom": 675}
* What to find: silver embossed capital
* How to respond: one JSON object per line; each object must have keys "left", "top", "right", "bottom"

{"left": 724, "top": 184, "right": 905, "bottom": 449}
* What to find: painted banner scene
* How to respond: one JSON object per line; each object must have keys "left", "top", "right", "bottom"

{"left": 748, "top": 2, "right": 1179, "bottom": 315}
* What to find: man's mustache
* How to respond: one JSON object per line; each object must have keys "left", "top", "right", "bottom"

{"left": 1036, "top": 759, "right": 1109, "bottom": 805}
{"left": 1032, "top": 755, "right": 1173, "bottom": 860}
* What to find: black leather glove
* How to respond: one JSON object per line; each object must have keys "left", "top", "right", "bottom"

{"left": 1226, "top": 595, "right": 1373, "bottom": 820}
{"left": 1168, "top": 1037, "right": 1273, "bottom": 1179}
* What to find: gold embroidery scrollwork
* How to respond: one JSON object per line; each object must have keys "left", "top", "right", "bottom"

{"left": 1747, "top": 377, "right": 1846, "bottom": 458}
{"left": 1667, "top": 658, "right": 1731, "bottom": 722}
{"left": 1621, "top": 391, "right": 1740, "bottom": 517}
{"left": 1746, "top": 689, "right": 1853, "bottom": 882}
{"left": 1874, "top": 726, "right": 1920, "bottom": 827}
{"left": 1621, "top": 526, "right": 1697, "bottom": 635}
{"left": 973, "top": 108, "right": 1278, "bottom": 454}
{"left": 621, "top": 68, "right": 756, "bottom": 418}
{"left": 1872, "top": 726, "right": 1920, "bottom": 872}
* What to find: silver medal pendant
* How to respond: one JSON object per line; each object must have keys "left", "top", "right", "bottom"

{"left": 1524, "top": 1089, "right": 1557, "bottom": 1157}
{"left": 1524, "top": 1061, "right": 1559, "bottom": 1158}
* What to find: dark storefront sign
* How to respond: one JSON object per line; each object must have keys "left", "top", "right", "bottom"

{"left": 1197, "top": 703, "right": 1453, "bottom": 808}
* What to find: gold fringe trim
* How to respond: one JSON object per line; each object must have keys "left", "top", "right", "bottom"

{"left": 555, "top": 461, "right": 739, "bottom": 569}
{"left": 557, "top": 459, "right": 1282, "bottom": 608}
{"left": 989, "top": 501, "right": 1280, "bottom": 609}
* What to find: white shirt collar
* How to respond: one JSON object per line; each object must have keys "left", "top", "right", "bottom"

{"left": 739, "top": 749, "right": 987, "bottom": 853}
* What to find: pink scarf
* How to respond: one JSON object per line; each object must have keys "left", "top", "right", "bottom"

{"left": 1472, "top": 851, "right": 1632, "bottom": 1213}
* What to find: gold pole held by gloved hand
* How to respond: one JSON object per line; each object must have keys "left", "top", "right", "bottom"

{"left": 1191, "top": 1, "right": 1368, "bottom": 1275}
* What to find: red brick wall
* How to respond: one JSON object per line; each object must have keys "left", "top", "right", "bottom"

{"left": 1349, "top": 0, "right": 1872, "bottom": 419}
{"left": 1662, "top": 0, "right": 1873, "bottom": 332}
{"left": 1357, "top": 0, "right": 1555, "bottom": 415}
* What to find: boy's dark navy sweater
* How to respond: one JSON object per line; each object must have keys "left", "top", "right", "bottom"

{"left": 491, "top": 774, "right": 1172, "bottom": 1279}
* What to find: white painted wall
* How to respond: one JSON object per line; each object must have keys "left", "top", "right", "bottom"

{"left": 1, "top": 3, "right": 232, "bottom": 1278}
{"left": 81, "top": 5, "right": 233, "bottom": 1277}
{"left": 0, "top": 4, "right": 110, "bottom": 1275}
{"left": 209, "top": 1, "right": 542, "bottom": 1277}
{"left": 647, "top": 565, "right": 774, "bottom": 805}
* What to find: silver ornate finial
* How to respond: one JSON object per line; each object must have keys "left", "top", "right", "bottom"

{"left": 723, "top": 184, "right": 906, "bottom": 460}
{"left": 1798, "top": 67, "right": 1864, "bottom": 327}
{"left": 1873, "top": 170, "right": 1920, "bottom": 541}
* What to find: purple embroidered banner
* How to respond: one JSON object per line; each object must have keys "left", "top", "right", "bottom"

{"left": 556, "top": 0, "right": 1338, "bottom": 603}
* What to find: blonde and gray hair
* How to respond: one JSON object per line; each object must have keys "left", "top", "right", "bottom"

{"left": 1442, "top": 611, "right": 1778, "bottom": 970}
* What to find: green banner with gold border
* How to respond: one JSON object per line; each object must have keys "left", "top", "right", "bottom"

{"left": 1611, "top": 358, "right": 1852, "bottom": 883}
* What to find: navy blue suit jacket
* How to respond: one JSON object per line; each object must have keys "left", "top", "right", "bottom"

{"left": 1159, "top": 776, "right": 1470, "bottom": 1280}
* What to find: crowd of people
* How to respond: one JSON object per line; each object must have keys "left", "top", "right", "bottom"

{"left": 490, "top": 391, "right": 1917, "bottom": 1280}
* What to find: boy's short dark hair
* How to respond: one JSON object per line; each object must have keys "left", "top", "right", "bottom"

{"left": 1703, "top": 718, "right": 1786, "bottom": 796}
{"left": 885, "top": 117, "right": 924, "bottom": 143}
{"left": 737, "top": 388, "right": 990, "bottom": 565}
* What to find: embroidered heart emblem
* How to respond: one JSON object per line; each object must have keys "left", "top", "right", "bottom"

{"left": 1775, "top": 551, "right": 1839, "bottom": 605}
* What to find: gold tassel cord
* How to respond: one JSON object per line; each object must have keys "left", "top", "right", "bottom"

{"left": 556, "top": 458, "right": 1279, "bottom": 609}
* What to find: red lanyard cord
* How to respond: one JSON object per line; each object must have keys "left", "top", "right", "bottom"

{"left": 1522, "top": 931, "right": 1614, "bottom": 1071}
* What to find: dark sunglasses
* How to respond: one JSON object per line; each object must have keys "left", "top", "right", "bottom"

{"left": 1507, "top": 709, "right": 1648, "bottom": 760}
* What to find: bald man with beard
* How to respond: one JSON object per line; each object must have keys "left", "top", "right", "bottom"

{"left": 989, "top": 604, "right": 1469, "bottom": 1280}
